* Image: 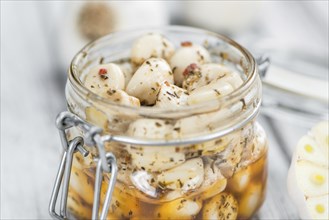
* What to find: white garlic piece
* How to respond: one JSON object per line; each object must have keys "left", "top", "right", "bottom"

{"left": 126, "top": 58, "right": 174, "bottom": 105}
{"left": 154, "top": 198, "right": 202, "bottom": 219}
{"left": 154, "top": 81, "right": 189, "bottom": 108}
{"left": 99, "top": 89, "right": 140, "bottom": 107}
{"left": 183, "top": 63, "right": 243, "bottom": 92}
{"left": 187, "top": 78, "right": 234, "bottom": 105}
{"left": 101, "top": 183, "right": 141, "bottom": 218}
{"left": 131, "top": 33, "right": 175, "bottom": 65}
{"left": 84, "top": 63, "right": 125, "bottom": 94}
{"left": 202, "top": 192, "right": 238, "bottom": 220}
{"left": 127, "top": 119, "right": 185, "bottom": 172}
{"left": 288, "top": 121, "right": 329, "bottom": 220}
{"left": 127, "top": 118, "right": 173, "bottom": 139}
{"left": 67, "top": 190, "right": 92, "bottom": 218}
{"left": 69, "top": 167, "right": 94, "bottom": 204}
{"left": 116, "top": 61, "right": 135, "bottom": 87}
{"left": 157, "top": 158, "right": 204, "bottom": 192}
{"left": 227, "top": 166, "right": 251, "bottom": 194}
{"left": 189, "top": 158, "right": 227, "bottom": 200}
{"left": 170, "top": 43, "right": 211, "bottom": 86}
{"left": 238, "top": 184, "right": 263, "bottom": 219}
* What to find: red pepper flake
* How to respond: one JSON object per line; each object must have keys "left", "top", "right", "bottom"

{"left": 181, "top": 41, "right": 192, "bottom": 47}
{"left": 183, "top": 63, "right": 199, "bottom": 77}
{"left": 98, "top": 68, "right": 108, "bottom": 75}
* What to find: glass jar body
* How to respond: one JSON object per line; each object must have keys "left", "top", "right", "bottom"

{"left": 63, "top": 26, "right": 268, "bottom": 220}
{"left": 66, "top": 121, "right": 267, "bottom": 220}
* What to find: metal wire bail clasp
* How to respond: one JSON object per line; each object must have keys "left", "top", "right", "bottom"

{"left": 49, "top": 112, "right": 89, "bottom": 219}
{"left": 92, "top": 153, "right": 118, "bottom": 220}
{"left": 49, "top": 111, "right": 118, "bottom": 220}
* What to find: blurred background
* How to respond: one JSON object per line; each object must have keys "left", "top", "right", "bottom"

{"left": 1, "top": 1, "right": 328, "bottom": 219}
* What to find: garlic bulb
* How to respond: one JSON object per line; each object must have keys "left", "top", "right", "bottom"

{"left": 287, "top": 121, "right": 329, "bottom": 220}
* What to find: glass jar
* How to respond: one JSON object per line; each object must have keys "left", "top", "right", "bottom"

{"left": 50, "top": 26, "right": 268, "bottom": 220}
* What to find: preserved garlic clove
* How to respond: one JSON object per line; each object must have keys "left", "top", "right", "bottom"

{"left": 84, "top": 63, "right": 125, "bottom": 93}
{"left": 227, "top": 166, "right": 251, "bottom": 194}
{"left": 131, "top": 33, "right": 175, "bottom": 65}
{"left": 127, "top": 119, "right": 185, "bottom": 172}
{"left": 191, "top": 157, "right": 227, "bottom": 200}
{"left": 187, "top": 78, "right": 234, "bottom": 105}
{"left": 67, "top": 190, "right": 92, "bottom": 218}
{"left": 69, "top": 166, "right": 95, "bottom": 205}
{"left": 156, "top": 158, "right": 204, "bottom": 192}
{"left": 288, "top": 121, "right": 329, "bottom": 220}
{"left": 170, "top": 43, "right": 210, "bottom": 86}
{"left": 99, "top": 89, "right": 140, "bottom": 107}
{"left": 214, "top": 137, "right": 244, "bottom": 178}
{"left": 154, "top": 81, "right": 189, "bottom": 108}
{"left": 116, "top": 61, "right": 135, "bottom": 87}
{"left": 130, "top": 170, "right": 157, "bottom": 198}
{"left": 127, "top": 118, "right": 174, "bottom": 139}
{"left": 238, "top": 183, "right": 263, "bottom": 219}
{"left": 202, "top": 192, "right": 238, "bottom": 220}
{"left": 101, "top": 183, "right": 141, "bottom": 219}
{"left": 183, "top": 63, "right": 243, "bottom": 92}
{"left": 129, "top": 148, "right": 186, "bottom": 172}
{"left": 126, "top": 58, "right": 174, "bottom": 105}
{"left": 154, "top": 198, "right": 202, "bottom": 219}
{"left": 85, "top": 106, "right": 108, "bottom": 129}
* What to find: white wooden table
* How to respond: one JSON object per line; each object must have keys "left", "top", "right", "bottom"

{"left": 1, "top": 1, "right": 325, "bottom": 219}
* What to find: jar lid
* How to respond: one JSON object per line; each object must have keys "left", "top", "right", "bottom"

{"left": 261, "top": 61, "right": 328, "bottom": 126}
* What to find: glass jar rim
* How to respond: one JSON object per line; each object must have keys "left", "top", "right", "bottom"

{"left": 69, "top": 25, "right": 257, "bottom": 117}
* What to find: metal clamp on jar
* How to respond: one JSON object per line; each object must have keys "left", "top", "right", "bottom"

{"left": 49, "top": 26, "right": 270, "bottom": 220}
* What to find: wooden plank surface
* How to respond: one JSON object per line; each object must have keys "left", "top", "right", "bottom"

{"left": 1, "top": 2, "right": 305, "bottom": 219}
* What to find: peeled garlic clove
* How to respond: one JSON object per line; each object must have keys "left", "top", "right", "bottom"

{"left": 130, "top": 170, "right": 157, "bottom": 198}
{"left": 116, "top": 61, "right": 135, "bottom": 87}
{"left": 131, "top": 33, "right": 175, "bottom": 65}
{"left": 130, "top": 148, "right": 186, "bottom": 172}
{"left": 101, "top": 183, "right": 141, "bottom": 219}
{"left": 288, "top": 121, "right": 329, "bottom": 220}
{"left": 69, "top": 167, "right": 94, "bottom": 205}
{"left": 183, "top": 63, "right": 243, "bottom": 92}
{"left": 190, "top": 157, "right": 227, "bottom": 200}
{"left": 157, "top": 158, "right": 204, "bottom": 192}
{"left": 154, "top": 198, "right": 202, "bottom": 220}
{"left": 127, "top": 118, "right": 173, "bottom": 139}
{"left": 202, "top": 192, "right": 238, "bottom": 220}
{"left": 154, "top": 81, "right": 189, "bottom": 108}
{"left": 67, "top": 190, "right": 92, "bottom": 218}
{"left": 127, "top": 119, "right": 185, "bottom": 172}
{"left": 238, "top": 183, "right": 263, "bottom": 219}
{"left": 227, "top": 166, "right": 251, "bottom": 194}
{"left": 85, "top": 106, "right": 108, "bottom": 129}
{"left": 187, "top": 78, "right": 234, "bottom": 105}
{"left": 84, "top": 63, "right": 125, "bottom": 93}
{"left": 170, "top": 43, "right": 210, "bottom": 86}
{"left": 126, "top": 58, "right": 174, "bottom": 105}
{"left": 99, "top": 89, "right": 140, "bottom": 107}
